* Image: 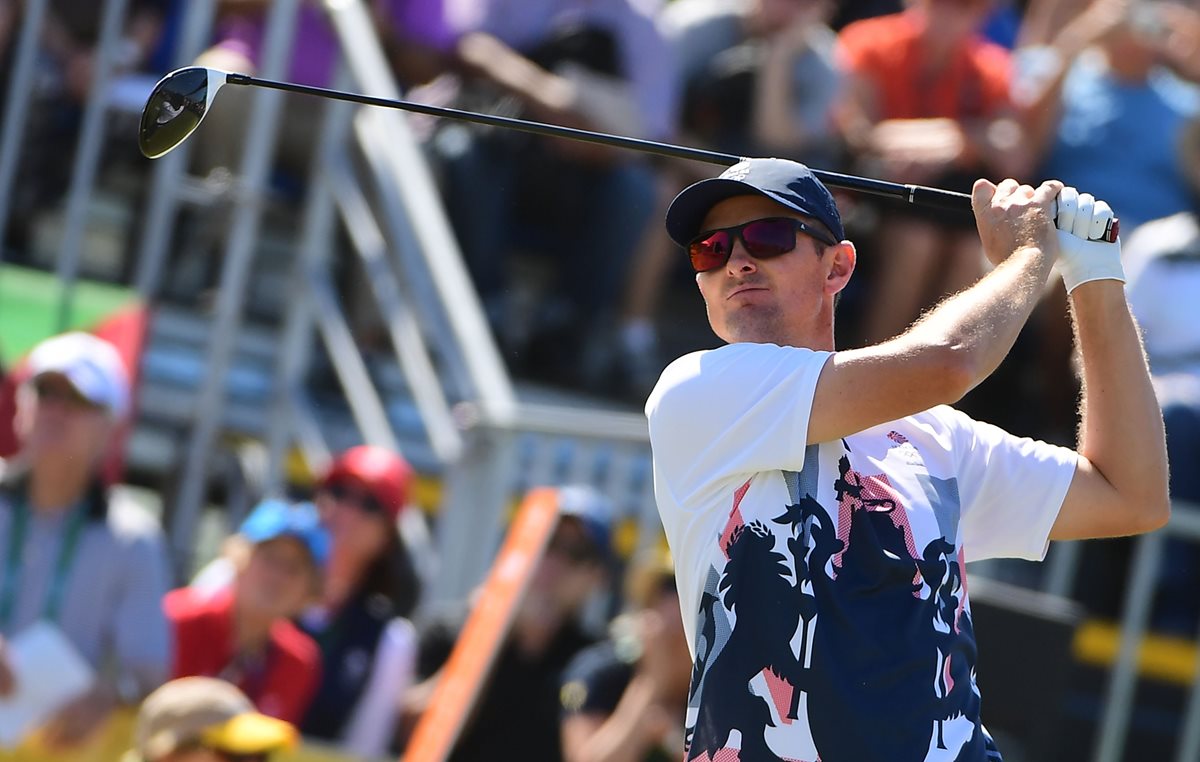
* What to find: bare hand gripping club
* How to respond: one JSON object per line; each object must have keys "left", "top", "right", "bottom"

{"left": 138, "top": 67, "right": 1119, "bottom": 242}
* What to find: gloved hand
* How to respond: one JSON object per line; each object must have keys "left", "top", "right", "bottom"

{"left": 1053, "top": 185, "right": 1124, "bottom": 293}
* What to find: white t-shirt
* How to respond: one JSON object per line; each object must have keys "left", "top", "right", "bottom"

{"left": 645, "top": 343, "right": 1078, "bottom": 762}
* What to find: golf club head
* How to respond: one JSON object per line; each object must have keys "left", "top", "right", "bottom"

{"left": 138, "top": 67, "right": 228, "bottom": 159}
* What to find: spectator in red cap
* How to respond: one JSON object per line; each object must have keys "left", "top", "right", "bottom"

{"left": 295, "top": 445, "right": 425, "bottom": 759}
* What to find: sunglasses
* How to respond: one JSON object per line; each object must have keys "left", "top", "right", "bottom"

{"left": 324, "top": 480, "right": 387, "bottom": 516}
{"left": 688, "top": 217, "right": 838, "bottom": 273}
{"left": 547, "top": 536, "right": 601, "bottom": 566}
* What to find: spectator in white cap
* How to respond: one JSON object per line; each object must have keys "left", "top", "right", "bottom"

{"left": 123, "top": 676, "right": 297, "bottom": 762}
{"left": 0, "top": 331, "right": 171, "bottom": 751}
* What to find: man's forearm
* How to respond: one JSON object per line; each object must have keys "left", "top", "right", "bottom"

{"left": 903, "top": 245, "right": 1055, "bottom": 397}
{"left": 1070, "top": 281, "right": 1170, "bottom": 513}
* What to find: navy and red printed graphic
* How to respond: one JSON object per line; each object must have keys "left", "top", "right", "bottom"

{"left": 683, "top": 443, "right": 1002, "bottom": 762}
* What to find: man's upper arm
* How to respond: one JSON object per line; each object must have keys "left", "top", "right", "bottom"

{"left": 806, "top": 344, "right": 969, "bottom": 444}
{"left": 1049, "top": 455, "right": 1141, "bottom": 541}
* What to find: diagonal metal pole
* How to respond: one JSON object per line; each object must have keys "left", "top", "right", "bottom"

{"left": 167, "top": 0, "right": 300, "bottom": 578}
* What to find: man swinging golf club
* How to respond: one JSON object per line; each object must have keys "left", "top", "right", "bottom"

{"left": 645, "top": 159, "right": 1169, "bottom": 761}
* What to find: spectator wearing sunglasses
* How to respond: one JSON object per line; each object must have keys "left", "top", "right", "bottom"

{"left": 402, "top": 484, "right": 614, "bottom": 762}
{"left": 296, "top": 445, "right": 426, "bottom": 759}
{"left": 123, "top": 676, "right": 297, "bottom": 762}
{"left": 166, "top": 499, "right": 327, "bottom": 725}
{"left": 0, "top": 331, "right": 171, "bottom": 752}
{"left": 645, "top": 158, "right": 1168, "bottom": 760}
{"left": 559, "top": 546, "right": 692, "bottom": 762}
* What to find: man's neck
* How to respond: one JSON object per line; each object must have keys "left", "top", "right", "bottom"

{"left": 27, "top": 461, "right": 92, "bottom": 513}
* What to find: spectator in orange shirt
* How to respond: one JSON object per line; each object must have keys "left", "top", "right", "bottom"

{"left": 836, "top": 0, "right": 1028, "bottom": 344}
{"left": 164, "top": 499, "right": 328, "bottom": 724}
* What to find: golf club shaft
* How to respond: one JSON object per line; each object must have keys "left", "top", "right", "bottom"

{"left": 226, "top": 73, "right": 972, "bottom": 214}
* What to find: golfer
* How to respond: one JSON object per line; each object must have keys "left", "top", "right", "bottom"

{"left": 645, "top": 158, "right": 1168, "bottom": 761}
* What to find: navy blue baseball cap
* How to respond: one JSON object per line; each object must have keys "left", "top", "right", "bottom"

{"left": 238, "top": 499, "right": 330, "bottom": 567}
{"left": 557, "top": 484, "right": 615, "bottom": 562}
{"left": 665, "top": 158, "right": 845, "bottom": 248}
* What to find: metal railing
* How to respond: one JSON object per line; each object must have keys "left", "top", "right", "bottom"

{"left": 1093, "top": 500, "right": 1200, "bottom": 762}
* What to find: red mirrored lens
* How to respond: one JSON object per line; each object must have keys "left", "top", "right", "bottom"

{"left": 741, "top": 219, "right": 800, "bottom": 257}
{"left": 689, "top": 230, "right": 733, "bottom": 272}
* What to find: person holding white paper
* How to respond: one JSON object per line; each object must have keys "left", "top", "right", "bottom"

{"left": 0, "top": 332, "right": 171, "bottom": 750}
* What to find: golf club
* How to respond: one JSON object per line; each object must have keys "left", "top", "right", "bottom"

{"left": 139, "top": 66, "right": 1118, "bottom": 241}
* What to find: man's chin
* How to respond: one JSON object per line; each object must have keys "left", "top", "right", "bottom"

{"left": 720, "top": 313, "right": 783, "bottom": 345}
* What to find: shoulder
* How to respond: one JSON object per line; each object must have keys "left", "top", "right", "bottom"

{"left": 560, "top": 640, "right": 633, "bottom": 716}
{"left": 164, "top": 586, "right": 229, "bottom": 625}
{"left": 102, "top": 488, "right": 167, "bottom": 548}
{"left": 647, "top": 344, "right": 827, "bottom": 413}
{"left": 837, "top": 12, "right": 911, "bottom": 54}
{"left": 899, "top": 405, "right": 987, "bottom": 447}
{"left": 563, "top": 639, "right": 630, "bottom": 682}
{"left": 271, "top": 619, "right": 323, "bottom": 669}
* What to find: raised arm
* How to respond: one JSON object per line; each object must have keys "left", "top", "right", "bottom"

{"left": 807, "top": 178, "right": 1064, "bottom": 443}
{"left": 1049, "top": 207, "right": 1170, "bottom": 538}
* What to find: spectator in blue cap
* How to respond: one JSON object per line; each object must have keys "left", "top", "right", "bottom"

{"left": 164, "top": 500, "right": 328, "bottom": 724}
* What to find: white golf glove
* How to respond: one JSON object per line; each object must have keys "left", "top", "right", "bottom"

{"left": 1053, "top": 185, "right": 1124, "bottom": 294}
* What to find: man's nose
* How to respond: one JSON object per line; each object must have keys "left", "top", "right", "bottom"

{"left": 726, "top": 241, "right": 757, "bottom": 273}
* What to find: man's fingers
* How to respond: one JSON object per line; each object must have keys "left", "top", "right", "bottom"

{"left": 971, "top": 178, "right": 998, "bottom": 211}
{"left": 1072, "top": 193, "right": 1096, "bottom": 238}
{"left": 995, "top": 178, "right": 1021, "bottom": 199}
{"left": 1090, "top": 199, "right": 1114, "bottom": 240}
{"left": 1034, "top": 179, "right": 1064, "bottom": 210}
{"left": 1056, "top": 185, "right": 1079, "bottom": 232}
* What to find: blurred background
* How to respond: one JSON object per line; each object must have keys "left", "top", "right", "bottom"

{"left": 0, "top": 0, "right": 1198, "bottom": 760}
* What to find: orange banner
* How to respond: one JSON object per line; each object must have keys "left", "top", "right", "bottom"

{"left": 401, "top": 487, "right": 562, "bottom": 762}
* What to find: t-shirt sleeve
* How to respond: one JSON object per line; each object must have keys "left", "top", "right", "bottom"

{"left": 559, "top": 642, "right": 634, "bottom": 717}
{"left": 947, "top": 408, "right": 1078, "bottom": 562}
{"left": 645, "top": 344, "right": 832, "bottom": 499}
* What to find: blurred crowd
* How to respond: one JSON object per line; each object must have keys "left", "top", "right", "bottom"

{"left": 0, "top": 327, "right": 689, "bottom": 760}
{"left": 2, "top": 0, "right": 1200, "bottom": 758}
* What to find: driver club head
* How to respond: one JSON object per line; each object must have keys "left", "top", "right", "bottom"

{"left": 138, "top": 67, "right": 228, "bottom": 159}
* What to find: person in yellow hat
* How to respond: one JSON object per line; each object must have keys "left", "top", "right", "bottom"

{"left": 123, "top": 676, "right": 296, "bottom": 762}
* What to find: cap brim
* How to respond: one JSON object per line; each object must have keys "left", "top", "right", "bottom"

{"left": 200, "top": 712, "right": 297, "bottom": 754}
{"left": 665, "top": 177, "right": 822, "bottom": 248}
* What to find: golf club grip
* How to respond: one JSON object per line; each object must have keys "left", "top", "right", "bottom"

{"left": 903, "top": 183, "right": 1119, "bottom": 242}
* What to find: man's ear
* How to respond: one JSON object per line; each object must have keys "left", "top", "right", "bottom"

{"left": 826, "top": 241, "right": 857, "bottom": 296}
